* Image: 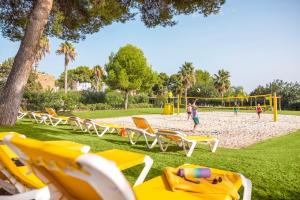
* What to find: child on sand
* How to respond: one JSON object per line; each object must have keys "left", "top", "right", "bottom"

{"left": 192, "top": 102, "right": 199, "bottom": 132}
{"left": 187, "top": 103, "right": 192, "bottom": 120}
{"left": 256, "top": 103, "right": 262, "bottom": 119}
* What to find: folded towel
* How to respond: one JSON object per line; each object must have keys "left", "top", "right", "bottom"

{"left": 164, "top": 167, "right": 240, "bottom": 200}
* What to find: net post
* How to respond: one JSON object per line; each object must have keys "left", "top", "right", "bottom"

{"left": 273, "top": 93, "right": 278, "bottom": 122}
{"left": 177, "top": 94, "right": 180, "bottom": 115}
{"left": 269, "top": 94, "right": 273, "bottom": 110}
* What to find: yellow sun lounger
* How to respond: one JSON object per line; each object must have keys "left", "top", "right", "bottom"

{"left": 83, "top": 119, "right": 125, "bottom": 137}
{"left": 156, "top": 129, "right": 219, "bottom": 157}
{"left": 67, "top": 116, "right": 87, "bottom": 132}
{"left": 0, "top": 132, "right": 90, "bottom": 197}
{"left": 126, "top": 117, "right": 158, "bottom": 149}
{"left": 3, "top": 135, "right": 252, "bottom": 200}
{"left": 0, "top": 132, "right": 152, "bottom": 197}
{"left": 17, "top": 107, "right": 28, "bottom": 119}
{"left": 30, "top": 111, "right": 49, "bottom": 124}
{"left": 45, "top": 107, "right": 69, "bottom": 126}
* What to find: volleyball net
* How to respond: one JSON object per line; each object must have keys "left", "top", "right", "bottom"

{"left": 149, "top": 93, "right": 279, "bottom": 122}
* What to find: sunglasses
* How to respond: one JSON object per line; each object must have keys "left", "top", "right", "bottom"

{"left": 182, "top": 176, "right": 223, "bottom": 185}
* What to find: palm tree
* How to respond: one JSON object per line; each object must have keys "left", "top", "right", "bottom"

{"left": 56, "top": 41, "right": 76, "bottom": 94}
{"left": 178, "top": 62, "right": 196, "bottom": 106}
{"left": 93, "top": 65, "right": 105, "bottom": 92}
{"left": 34, "top": 36, "right": 50, "bottom": 71}
{"left": 213, "top": 69, "right": 231, "bottom": 105}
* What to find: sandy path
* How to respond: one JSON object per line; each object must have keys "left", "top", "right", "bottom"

{"left": 95, "top": 112, "right": 300, "bottom": 148}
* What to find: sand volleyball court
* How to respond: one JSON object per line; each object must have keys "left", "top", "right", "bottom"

{"left": 96, "top": 112, "right": 300, "bottom": 148}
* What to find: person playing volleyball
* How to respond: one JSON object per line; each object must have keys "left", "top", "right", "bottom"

{"left": 256, "top": 103, "right": 263, "bottom": 119}
{"left": 192, "top": 102, "right": 200, "bottom": 132}
{"left": 233, "top": 103, "right": 239, "bottom": 116}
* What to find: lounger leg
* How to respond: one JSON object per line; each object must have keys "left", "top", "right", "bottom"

{"left": 128, "top": 130, "right": 142, "bottom": 145}
{"left": 96, "top": 126, "right": 110, "bottom": 137}
{"left": 210, "top": 139, "right": 219, "bottom": 153}
{"left": 0, "top": 186, "right": 50, "bottom": 200}
{"left": 133, "top": 156, "right": 153, "bottom": 186}
{"left": 149, "top": 138, "right": 157, "bottom": 149}
{"left": 41, "top": 115, "right": 49, "bottom": 125}
{"left": 144, "top": 135, "right": 157, "bottom": 149}
{"left": 157, "top": 136, "right": 169, "bottom": 151}
{"left": 239, "top": 173, "right": 252, "bottom": 200}
{"left": 85, "top": 124, "right": 93, "bottom": 134}
{"left": 31, "top": 113, "right": 39, "bottom": 123}
{"left": 79, "top": 123, "right": 87, "bottom": 132}
{"left": 52, "top": 119, "right": 62, "bottom": 126}
{"left": 186, "top": 141, "right": 197, "bottom": 157}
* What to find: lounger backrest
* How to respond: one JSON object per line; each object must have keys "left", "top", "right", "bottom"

{"left": 132, "top": 117, "right": 155, "bottom": 134}
{"left": 0, "top": 132, "right": 45, "bottom": 189}
{"left": 4, "top": 135, "right": 136, "bottom": 200}
{"left": 45, "top": 107, "right": 57, "bottom": 117}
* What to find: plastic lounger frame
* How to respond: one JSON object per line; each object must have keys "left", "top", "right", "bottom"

{"left": 156, "top": 130, "right": 219, "bottom": 157}
{"left": 126, "top": 127, "right": 158, "bottom": 149}
{"left": 84, "top": 120, "right": 111, "bottom": 137}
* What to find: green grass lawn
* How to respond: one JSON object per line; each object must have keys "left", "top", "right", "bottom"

{"left": 2, "top": 107, "right": 300, "bottom": 199}
{"left": 1, "top": 115, "right": 299, "bottom": 199}
{"left": 73, "top": 108, "right": 165, "bottom": 119}
{"left": 71, "top": 107, "right": 300, "bottom": 119}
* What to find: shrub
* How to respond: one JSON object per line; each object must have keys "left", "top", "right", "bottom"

{"left": 78, "top": 103, "right": 90, "bottom": 111}
{"left": 105, "top": 91, "right": 124, "bottom": 106}
{"left": 80, "top": 90, "right": 105, "bottom": 104}
{"left": 135, "top": 93, "right": 149, "bottom": 103}
{"left": 62, "top": 91, "right": 81, "bottom": 111}
{"left": 24, "top": 90, "right": 63, "bottom": 111}
{"left": 95, "top": 103, "right": 112, "bottom": 110}
{"left": 128, "top": 93, "right": 149, "bottom": 105}
{"left": 289, "top": 102, "right": 300, "bottom": 111}
{"left": 128, "top": 103, "right": 153, "bottom": 109}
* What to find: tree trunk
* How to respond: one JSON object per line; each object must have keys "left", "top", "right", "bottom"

{"left": 64, "top": 63, "right": 68, "bottom": 94}
{"left": 124, "top": 91, "right": 129, "bottom": 110}
{"left": 96, "top": 80, "right": 99, "bottom": 92}
{"left": 0, "top": 0, "right": 53, "bottom": 126}
{"left": 185, "top": 88, "right": 188, "bottom": 107}
{"left": 221, "top": 92, "right": 224, "bottom": 106}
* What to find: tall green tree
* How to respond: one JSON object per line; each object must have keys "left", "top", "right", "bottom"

{"left": 0, "top": 57, "right": 42, "bottom": 94}
{"left": 57, "top": 66, "right": 93, "bottom": 90}
{"left": 251, "top": 79, "right": 300, "bottom": 109}
{"left": 93, "top": 65, "right": 105, "bottom": 92}
{"left": 188, "top": 69, "right": 218, "bottom": 98}
{"left": 168, "top": 74, "right": 182, "bottom": 95}
{"left": 0, "top": 0, "right": 224, "bottom": 126}
{"left": 213, "top": 69, "right": 231, "bottom": 105}
{"left": 152, "top": 72, "right": 169, "bottom": 95}
{"left": 56, "top": 41, "right": 76, "bottom": 94}
{"left": 105, "top": 44, "right": 156, "bottom": 109}
{"left": 178, "top": 62, "right": 196, "bottom": 106}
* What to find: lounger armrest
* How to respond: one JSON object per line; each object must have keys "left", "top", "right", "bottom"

{"left": 239, "top": 173, "right": 252, "bottom": 200}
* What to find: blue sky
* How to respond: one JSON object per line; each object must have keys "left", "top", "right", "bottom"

{"left": 0, "top": 0, "right": 299, "bottom": 92}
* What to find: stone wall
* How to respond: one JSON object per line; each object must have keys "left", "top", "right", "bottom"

{"left": 36, "top": 72, "right": 56, "bottom": 91}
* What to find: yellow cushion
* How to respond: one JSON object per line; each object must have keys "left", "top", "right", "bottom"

{"left": 187, "top": 136, "right": 216, "bottom": 142}
{"left": 96, "top": 149, "right": 145, "bottom": 171}
{"left": 96, "top": 122, "right": 123, "bottom": 129}
{"left": 44, "top": 140, "right": 87, "bottom": 152}
{"left": 134, "top": 164, "right": 242, "bottom": 200}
